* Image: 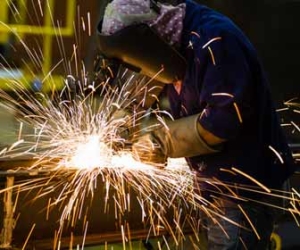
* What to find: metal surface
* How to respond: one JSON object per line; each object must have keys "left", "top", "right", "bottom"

{"left": 0, "top": 159, "right": 52, "bottom": 249}
{"left": 0, "top": 148, "right": 298, "bottom": 249}
{"left": 0, "top": 158, "right": 178, "bottom": 249}
{"left": 0, "top": 176, "right": 14, "bottom": 249}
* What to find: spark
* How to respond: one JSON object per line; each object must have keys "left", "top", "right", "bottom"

{"left": 187, "top": 40, "right": 193, "bottom": 49}
{"left": 276, "top": 107, "right": 289, "bottom": 112}
{"left": 190, "top": 31, "right": 200, "bottom": 39}
{"left": 268, "top": 145, "right": 284, "bottom": 164}
{"left": 284, "top": 97, "right": 300, "bottom": 108}
{"left": 212, "top": 93, "right": 234, "bottom": 98}
{"left": 207, "top": 46, "right": 216, "bottom": 65}
{"left": 293, "top": 109, "right": 300, "bottom": 114}
{"left": 37, "top": 0, "right": 43, "bottom": 17}
{"left": 87, "top": 12, "right": 91, "bottom": 37}
{"left": 238, "top": 204, "right": 260, "bottom": 240}
{"left": 81, "top": 221, "right": 88, "bottom": 250}
{"left": 289, "top": 208, "right": 300, "bottom": 227}
{"left": 0, "top": 74, "right": 202, "bottom": 246}
{"left": 231, "top": 167, "right": 272, "bottom": 193}
{"left": 211, "top": 93, "right": 243, "bottom": 123}
{"left": 202, "top": 37, "right": 222, "bottom": 49}
{"left": 292, "top": 188, "right": 300, "bottom": 199}
{"left": 220, "top": 168, "right": 237, "bottom": 175}
{"left": 233, "top": 102, "right": 243, "bottom": 123}
{"left": 239, "top": 237, "right": 248, "bottom": 250}
{"left": 21, "top": 223, "right": 36, "bottom": 250}
{"left": 291, "top": 121, "right": 300, "bottom": 133}
{"left": 81, "top": 17, "right": 86, "bottom": 32}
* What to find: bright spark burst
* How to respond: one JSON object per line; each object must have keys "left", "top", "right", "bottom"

{"left": 0, "top": 77, "right": 298, "bottom": 249}
{"left": 0, "top": 2, "right": 202, "bottom": 247}
{"left": 0, "top": 72, "right": 199, "bottom": 248}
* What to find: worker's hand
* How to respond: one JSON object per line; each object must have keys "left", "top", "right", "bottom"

{"left": 132, "top": 113, "right": 222, "bottom": 166}
{"left": 109, "top": 109, "right": 135, "bottom": 152}
{"left": 132, "top": 133, "right": 167, "bottom": 168}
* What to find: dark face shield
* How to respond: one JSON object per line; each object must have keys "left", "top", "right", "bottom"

{"left": 97, "top": 23, "right": 186, "bottom": 84}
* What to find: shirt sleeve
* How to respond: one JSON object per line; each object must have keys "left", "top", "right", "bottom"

{"left": 197, "top": 32, "right": 256, "bottom": 140}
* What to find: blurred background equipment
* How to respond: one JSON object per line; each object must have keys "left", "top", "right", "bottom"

{"left": 0, "top": 0, "right": 77, "bottom": 93}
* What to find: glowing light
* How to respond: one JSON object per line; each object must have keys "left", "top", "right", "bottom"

{"left": 233, "top": 102, "right": 243, "bottom": 123}
{"left": 202, "top": 37, "right": 222, "bottom": 49}
{"left": 64, "top": 135, "right": 113, "bottom": 170}
{"left": 208, "top": 46, "right": 216, "bottom": 65}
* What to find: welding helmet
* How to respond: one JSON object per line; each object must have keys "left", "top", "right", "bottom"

{"left": 96, "top": 0, "right": 187, "bottom": 84}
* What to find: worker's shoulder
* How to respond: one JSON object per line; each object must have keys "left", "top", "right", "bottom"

{"left": 185, "top": 0, "right": 242, "bottom": 36}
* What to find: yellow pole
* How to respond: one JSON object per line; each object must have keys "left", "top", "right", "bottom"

{"left": 66, "top": 0, "right": 76, "bottom": 32}
{"left": 42, "top": 0, "right": 54, "bottom": 75}
{"left": 17, "top": 0, "right": 28, "bottom": 39}
{"left": 0, "top": 177, "right": 15, "bottom": 248}
{"left": 0, "top": 24, "right": 74, "bottom": 36}
{"left": 0, "top": 0, "right": 11, "bottom": 43}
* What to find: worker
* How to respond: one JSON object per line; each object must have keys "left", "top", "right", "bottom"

{"left": 97, "top": 0, "right": 296, "bottom": 249}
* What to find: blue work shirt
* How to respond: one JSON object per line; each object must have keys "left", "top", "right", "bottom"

{"left": 166, "top": 0, "right": 295, "bottom": 196}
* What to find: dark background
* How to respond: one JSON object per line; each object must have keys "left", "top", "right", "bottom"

{"left": 199, "top": 0, "right": 300, "bottom": 105}
{"left": 197, "top": 0, "right": 300, "bottom": 144}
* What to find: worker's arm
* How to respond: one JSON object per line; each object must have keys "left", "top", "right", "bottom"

{"left": 197, "top": 121, "right": 226, "bottom": 146}
{"left": 131, "top": 113, "right": 225, "bottom": 166}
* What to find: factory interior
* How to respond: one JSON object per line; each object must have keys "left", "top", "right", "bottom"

{"left": 0, "top": 0, "right": 299, "bottom": 249}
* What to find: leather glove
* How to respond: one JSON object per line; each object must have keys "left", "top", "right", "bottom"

{"left": 132, "top": 113, "right": 220, "bottom": 166}
{"left": 132, "top": 132, "right": 168, "bottom": 167}
{"left": 109, "top": 108, "right": 135, "bottom": 152}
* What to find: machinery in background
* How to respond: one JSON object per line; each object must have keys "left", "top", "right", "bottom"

{"left": 0, "top": 0, "right": 76, "bottom": 94}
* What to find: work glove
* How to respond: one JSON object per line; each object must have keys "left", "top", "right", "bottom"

{"left": 132, "top": 132, "right": 168, "bottom": 167}
{"left": 132, "top": 113, "right": 220, "bottom": 166}
{"left": 108, "top": 108, "right": 136, "bottom": 152}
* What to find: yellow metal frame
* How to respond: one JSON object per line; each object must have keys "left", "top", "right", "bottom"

{"left": 0, "top": 0, "right": 76, "bottom": 92}
{"left": 0, "top": 0, "right": 27, "bottom": 41}
{"left": 270, "top": 232, "right": 282, "bottom": 250}
{"left": 0, "top": 0, "right": 11, "bottom": 43}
